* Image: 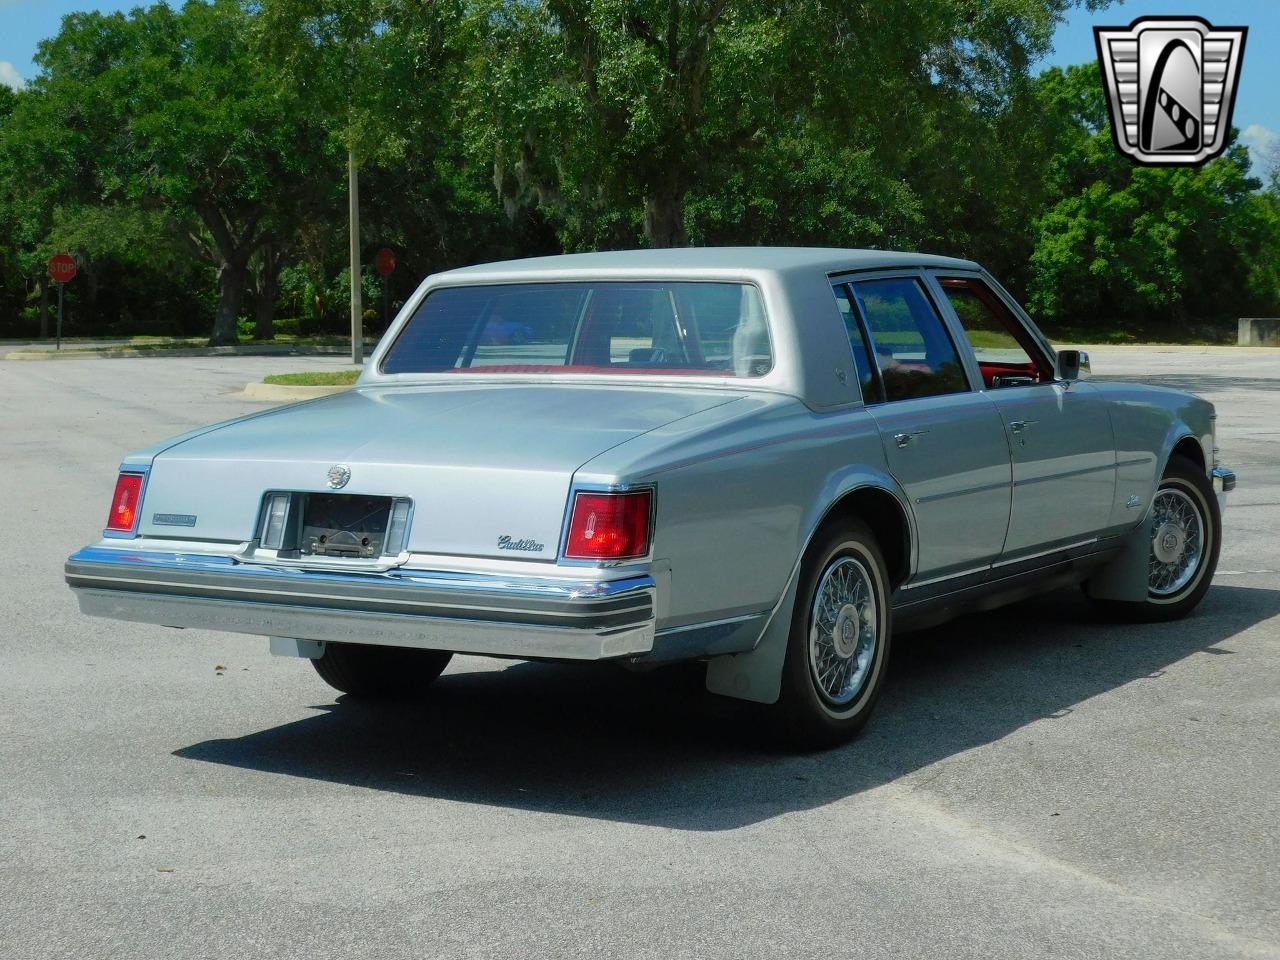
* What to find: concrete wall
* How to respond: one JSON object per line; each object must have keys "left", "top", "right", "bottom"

{"left": 1239, "top": 318, "right": 1280, "bottom": 346}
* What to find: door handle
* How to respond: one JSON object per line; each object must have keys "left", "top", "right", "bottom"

{"left": 894, "top": 431, "right": 929, "bottom": 448}
{"left": 1008, "top": 419, "right": 1038, "bottom": 446}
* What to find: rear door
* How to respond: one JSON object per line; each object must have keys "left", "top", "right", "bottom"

{"left": 929, "top": 272, "right": 1116, "bottom": 556}
{"left": 834, "top": 276, "right": 1012, "bottom": 581}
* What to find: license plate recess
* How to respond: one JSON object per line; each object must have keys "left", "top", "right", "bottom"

{"left": 299, "top": 493, "right": 394, "bottom": 559}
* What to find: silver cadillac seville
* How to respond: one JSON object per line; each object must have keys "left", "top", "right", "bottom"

{"left": 66, "top": 248, "right": 1235, "bottom": 746}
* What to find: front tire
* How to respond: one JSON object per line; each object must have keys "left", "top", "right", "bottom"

{"left": 776, "top": 520, "right": 892, "bottom": 749}
{"left": 312, "top": 642, "right": 453, "bottom": 698}
{"left": 1098, "top": 455, "right": 1221, "bottom": 622}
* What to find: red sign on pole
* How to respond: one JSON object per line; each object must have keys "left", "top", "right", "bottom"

{"left": 374, "top": 248, "right": 396, "bottom": 277}
{"left": 48, "top": 253, "right": 77, "bottom": 283}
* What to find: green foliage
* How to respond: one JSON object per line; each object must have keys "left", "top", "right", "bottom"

{"left": 0, "top": 0, "right": 1276, "bottom": 342}
{"left": 1028, "top": 64, "right": 1273, "bottom": 334}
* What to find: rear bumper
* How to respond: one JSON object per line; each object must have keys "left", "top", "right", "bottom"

{"left": 65, "top": 546, "right": 656, "bottom": 660}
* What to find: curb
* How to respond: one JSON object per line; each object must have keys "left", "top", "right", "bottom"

{"left": 241, "top": 381, "right": 354, "bottom": 402}
{"left": 4, "top": 344, "right": 350, "bottom": 361}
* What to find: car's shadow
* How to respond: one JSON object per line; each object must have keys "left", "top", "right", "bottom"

{"left": 175, "top": 584, "right": 1279, "bottom": 831}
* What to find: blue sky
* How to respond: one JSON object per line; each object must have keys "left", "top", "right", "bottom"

{"left": 0, "top": 0, "right": 1276, "bottom": 173}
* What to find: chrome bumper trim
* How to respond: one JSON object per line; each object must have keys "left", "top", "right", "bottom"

{"left": 1212, "top": 466, "right": 1235, "bottom": 513}
{"left": 66, "top": 546, "right": 656, "bottom": 660}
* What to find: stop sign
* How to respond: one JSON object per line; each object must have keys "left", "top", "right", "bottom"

{"left": 374, "top": 248, "right": 396, "bottom": 277}
{"left": 48, "top": 253, "right": 77, "bottom": 283}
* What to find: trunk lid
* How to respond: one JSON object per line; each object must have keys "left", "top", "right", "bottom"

{"left": 138, "top": 383, "right": 740, "bottom": 560}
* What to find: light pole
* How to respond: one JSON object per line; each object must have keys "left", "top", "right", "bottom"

{"left": 348, "top": 148, "right": 363, "bottom": 365}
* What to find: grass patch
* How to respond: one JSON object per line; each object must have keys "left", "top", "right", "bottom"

{"left": 1039, "top": 323, "right": 1234, "bottom": 346}
{"left": 263, "top": 370, "right": 361, "bottom": 386}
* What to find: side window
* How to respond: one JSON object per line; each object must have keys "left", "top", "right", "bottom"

{"left": 849, "top": 277, "right": 969, "bottom": 402}
{"left": 938, "top": 277, "right": 1052, "bottom": 388}
{"left": 832, "top": 283, "right": 882, "bottom": 403}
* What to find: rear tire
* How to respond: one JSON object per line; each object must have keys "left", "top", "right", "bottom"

{"left": 1095, "top": 455, "right": 1220, "bottom": 622}
{"left": 776, "top": 520, "right": 892, "bottom": 750}
{"left": 311, "top": 642, "right": 453, "bottom": 698}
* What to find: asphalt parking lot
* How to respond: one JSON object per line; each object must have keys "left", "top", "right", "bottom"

{"left": 2, "top": 348, "right": 1277, "bottom": 959}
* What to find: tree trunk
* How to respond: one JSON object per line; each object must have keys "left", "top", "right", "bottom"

{"left": 210, "top": 258, "right": 248, "bottom": 346}
{"left": 643, "top": 179, "right": 688, "bottom": 248}
{"left": 191, "top": 196, "right": 265, "bottom": 346}
{"left": 253, "top": 288, "right": 275, "bottom": 341}
{"left": 85, "top": 257, "right": 100, "bottom": 307}
{"left": 251, "top": 245, "right": 280, "bottom": 341}
{"left": 38, "top": 274, "right": 50, "bottom": 338}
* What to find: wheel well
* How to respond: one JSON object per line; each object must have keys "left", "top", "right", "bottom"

{"left": 822, "top": 487, "right": 911, "bottom": 589}
{"left": 1170, "top": 435, "right": 1206, "bottom": 473}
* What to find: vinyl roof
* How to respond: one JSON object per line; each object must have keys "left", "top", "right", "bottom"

{"left": 435, "top": 247, "right": 980, "bottom": 280}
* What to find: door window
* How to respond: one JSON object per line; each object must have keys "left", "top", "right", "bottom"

{"left": 846, "top": 277, "right": 968, "bottom": 402}
{"left": 938, "top": 278, "right": 1053, "bottom": 388}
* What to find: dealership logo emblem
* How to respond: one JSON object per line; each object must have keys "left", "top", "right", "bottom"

{"left": 1095, "top": 17, "right": 1247, "bottom": 166}
{"left": 326, "top": 464, "right": 351, "bottom": 489}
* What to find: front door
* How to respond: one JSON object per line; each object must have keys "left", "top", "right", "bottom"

{"left": 932, "top": 275, "right": 1116, "bottom": 556}
{"left": 835, "top": 277, "right": 1012, "bottom": 580}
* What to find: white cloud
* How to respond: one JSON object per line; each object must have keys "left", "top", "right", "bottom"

{"left": 0, "top": 61, "right": 24, "bottom": 90}
{"left": 1240, "top": 123, "right": 1278, "bottom": 178}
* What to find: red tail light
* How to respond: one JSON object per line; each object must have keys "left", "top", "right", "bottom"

{"left": 106, "top": 472, "right": 145, "bottom": 532}
{"left": 564, "top": 490, "right": 652, "bottom": 560}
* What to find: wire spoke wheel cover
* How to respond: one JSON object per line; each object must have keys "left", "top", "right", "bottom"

{"left": 1148, "top": 485, "right": 1206, "bottom": 597}
{"left": 808, "top": 556, "right": 878, "bottom": 706}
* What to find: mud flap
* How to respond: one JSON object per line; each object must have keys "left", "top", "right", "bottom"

{"left": 704, "top": 571, "right": 800, "bottom": 704}
{"left": 269, "top": 636, "right": 326, "bottom": 658}
{"left": 1085, "top": 513, "right": 1152, "bottom": 602}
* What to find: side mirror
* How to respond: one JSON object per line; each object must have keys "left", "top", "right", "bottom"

{"left": 1056, "top": 349, "right": 1090, "bottom": 382}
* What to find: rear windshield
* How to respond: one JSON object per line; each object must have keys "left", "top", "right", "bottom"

{"left": 381, "top": 281, "right": 773, "bottom": 377}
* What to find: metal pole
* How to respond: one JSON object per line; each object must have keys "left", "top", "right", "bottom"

{"left": 383, "top": 274, "right": 389, "bottom": 331}
{"left": 39, "top": 276, "right": 50, "bottom": 339}
{"left": 348, "top": 149, "right": 363, "bottom": 365}
{"left": 56, "top": 282, "right": 64, "bottom": 350}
